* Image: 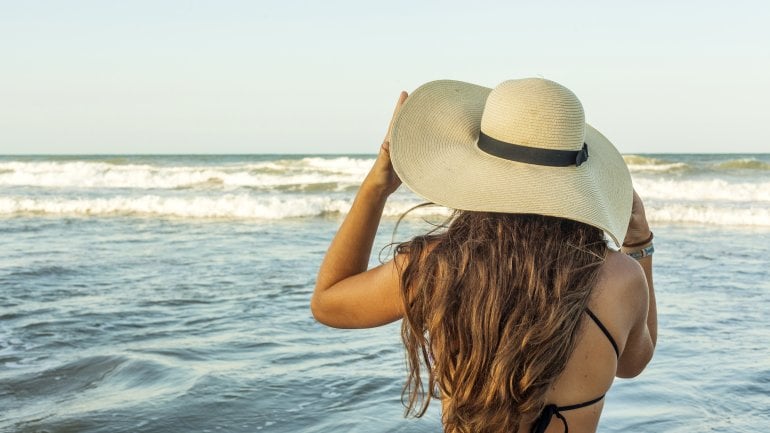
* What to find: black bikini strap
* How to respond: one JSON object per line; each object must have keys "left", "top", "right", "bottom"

{"left": 531, "top": 310, "right": 617, "bottom": 433}
{"left": 531, "top": 395, "right": 606, "bottom": 433}
{"left": 585, "top": 308, "right": 620, "bottom": 358}
{"left": 531, "top": 404, "right": 569, "bottom": 433}
{"left": 556, "top": 394, "right": 605, "bottom": 412}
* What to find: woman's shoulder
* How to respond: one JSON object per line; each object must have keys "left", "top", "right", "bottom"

{"left": 599, "top": 249, "right": 647, "bottom": 292}
{"left": 594, "top": 250, "right": 648, "bottom": 313}
{"left": 590, "top": 250, "right": 649, "bottom": 349}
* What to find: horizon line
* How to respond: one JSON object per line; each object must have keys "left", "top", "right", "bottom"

{"left": 2, "top": 151, "right": 769, "bottom": 157}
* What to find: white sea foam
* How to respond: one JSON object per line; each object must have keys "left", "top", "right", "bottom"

{"left": 631, "top": 177, "right": 770, "bottom": 225}
{"left": 2, "top": 156, "right": 769, "bottom": 226}
{"left": 2, "top": 194, "right": 768, "bottom": 226}
{"left": 0, "top": 193, "right": 450, "bottom": 220}
{"left": 634, "top": 178, "right": 770, "bottom": 203}
{"left": 0, "top": 157, "right": 374, "bottom": 190}
{"left": 627, "top": 162, "right": 691, "bottom": 173}
{"left": 0, "top": 194, "right": 352, "bottom": 219}
{"left": 646, "top": 204, "right": 770, "bottom": 226}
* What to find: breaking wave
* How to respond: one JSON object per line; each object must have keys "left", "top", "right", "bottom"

{"left": 711, "top": 158, "right": 770, "bottom": 171}
{"left": 2, "top": 154, "right": 769, "bottom": 226}
{"left": 0, "top": 157, "right": 373, "bottom": 191}
{"left": 623, "top": 155, "right": 691, "bottom": 173}
{"left": 1, "top": 193, "right": 768, "bottom": 226}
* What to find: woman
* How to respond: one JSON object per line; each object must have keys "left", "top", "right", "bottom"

{"left": 311, "top": 78, "right": 656, "bottom": 433}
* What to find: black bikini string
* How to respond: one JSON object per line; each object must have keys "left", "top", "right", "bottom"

{"left": 530, "top": 395, "right": 605, "bottom": 433}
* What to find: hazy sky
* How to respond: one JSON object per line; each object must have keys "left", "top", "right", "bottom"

{"left": 1, "top": 0, "right": 769, "bottom": 154}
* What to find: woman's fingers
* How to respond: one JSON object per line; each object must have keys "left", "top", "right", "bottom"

{"left": 384, "top": 91, "right": 408, "bottom": 143}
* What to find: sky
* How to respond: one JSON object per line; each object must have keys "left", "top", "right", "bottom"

{"left": 1, "top": 0, "right": 769, "bottom": 154}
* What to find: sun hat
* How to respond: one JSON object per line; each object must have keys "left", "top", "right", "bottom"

{"left": 389, "top": 78, "right": 633, "bottom": 247}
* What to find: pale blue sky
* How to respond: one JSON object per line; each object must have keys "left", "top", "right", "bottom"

{"left": 1, "top": 0, "right": 768, "bottom": 154}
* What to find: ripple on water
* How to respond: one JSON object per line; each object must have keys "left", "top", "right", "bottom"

{"left": 2, "top": 354, "right": 198, "bottom": 431}
{"left": 5, "top": 265, "right": 83, "bottom": 280}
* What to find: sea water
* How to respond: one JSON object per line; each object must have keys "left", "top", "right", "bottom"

{"left": 1, "top": 154, "right": 769, "bottom": 432}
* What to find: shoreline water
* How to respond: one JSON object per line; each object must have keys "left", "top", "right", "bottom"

{"left": 2, "top": 218, "right": 768, "bottom": 432}
{"left": 2, "top": 154, "right": 769, "bottom": 432}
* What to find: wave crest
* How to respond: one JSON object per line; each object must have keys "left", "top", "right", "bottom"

{"left": 0, "top": 157, "right": 374, "bottom": 191}
{"left": 635, "top": 178, "right": 770, "bottom": 203}
{"left": 2, "top": 193, "right": 769, "bottom": 226}
{"left": 712, "top": 158, "right": 770, "bottom": 171}
{"left": 647, "top": 204, "right": 770, "bottom": 226}
{"left": 623, "top": 155, "right": 691, "bottom": 173}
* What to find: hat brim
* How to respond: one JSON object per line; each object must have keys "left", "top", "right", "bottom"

{"left": 390, "top": 80, "right": 633, "bottom": 247}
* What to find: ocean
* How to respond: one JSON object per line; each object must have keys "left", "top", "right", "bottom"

{"left": 1, "top": 153, "right": 769, "bottom": 432}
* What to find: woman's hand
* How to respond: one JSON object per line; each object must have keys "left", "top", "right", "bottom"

{"left": 623, "top": 189, "right": 652, "bottom": 246}
{"left": 361, "top": 91, "right": 408, "bottom": 196}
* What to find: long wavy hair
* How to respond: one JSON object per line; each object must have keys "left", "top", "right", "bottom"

{"left": 395, "top": 210, "right": 608, "bottom": 433}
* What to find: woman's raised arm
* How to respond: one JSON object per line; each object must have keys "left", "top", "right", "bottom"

{"left": 617, "top": 190, "right": 657, "bottom": 377}
{"left": 310, "top": 92, "right": 408, "bottom": 328}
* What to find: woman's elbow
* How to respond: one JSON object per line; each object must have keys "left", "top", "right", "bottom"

{"left": 310, "top": 292, "right": 345, "bottom": 328}
{"left": 310, "top": 293, "right": 329, "bottom": 324}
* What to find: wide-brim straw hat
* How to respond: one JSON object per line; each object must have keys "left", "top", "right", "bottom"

{"left": 390, "top": 78, "right": 632, "bottom": 246}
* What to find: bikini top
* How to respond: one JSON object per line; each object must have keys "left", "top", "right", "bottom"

{"left": 530, "top": 308, "right": 620, "bottom": 433}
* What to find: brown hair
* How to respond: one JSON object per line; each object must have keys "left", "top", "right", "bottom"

{"left": 396, "top": 211, "right": 608, "bottom": 433}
